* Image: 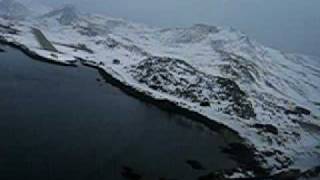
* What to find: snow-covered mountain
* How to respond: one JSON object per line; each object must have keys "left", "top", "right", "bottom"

{"left": 0, "top": 0, "right": 30, "bottom": 19}
{"left": 1, "top": 3, "right": 320, "bottom": 177}
{"left": 39, "top": 4, "right": 78, "bottom": 25}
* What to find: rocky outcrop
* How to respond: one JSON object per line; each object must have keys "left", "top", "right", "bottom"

{"left": 285, "top": 106, "right": 311, "bottom": 116}
{"left": 129, "top": 56, "right": 255, "bottom": 119}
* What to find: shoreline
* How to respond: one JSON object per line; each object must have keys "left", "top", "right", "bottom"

{"left": 0, "top": 37, "right": 76, "bottom": 67}
{"left": 0, "top": 40, "right": 269, "bottom": 177}
{"left": 2, "top": 39, "right": 319, "bottom": 178}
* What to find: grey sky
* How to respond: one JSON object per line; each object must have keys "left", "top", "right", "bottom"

{"left": 27, "top": 0, "right": 320, "bottom": 57}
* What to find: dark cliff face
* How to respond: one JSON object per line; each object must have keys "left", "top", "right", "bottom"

{"left": 129, "top": 56, "right": 255, "bottom": 119}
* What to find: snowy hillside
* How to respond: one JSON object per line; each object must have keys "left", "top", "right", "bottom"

{"left": 1, "top": 1, "right": 320, "bottom": 177}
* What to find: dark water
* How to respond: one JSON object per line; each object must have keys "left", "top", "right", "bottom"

{"left": 0, "top": 46, "right": 237, "bottom": 180}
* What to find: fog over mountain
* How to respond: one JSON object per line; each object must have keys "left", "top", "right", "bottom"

{"left": 19, "top": 0, "right": 320, "bottom": 58}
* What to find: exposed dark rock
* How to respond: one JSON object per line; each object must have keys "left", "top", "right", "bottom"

{"left": 113, "top": 59, "right": 120, "bottom": 65}
{"left": 223, "top": 143, "right": 254, "bottom": 165}
{"left": 222, "top": 143, "right": 269, "bottom": 177}
{"left": 53, "top": 42, "right": 94, "bottom": 54}
{"left": 200, "top": 101, "right": 210, "bottom": 107}
{"left": 50, "top": 53, "right": 58, "bottom": 58}
{"left": 285, "top": 106, "right": 311, "bottom": 116}
{"left": 97, "top": 37, "right": 119, "bottom": 48}
{"left": 252, "top": 123, "right": 279, "bottom": 135}
{"left": 294, "top": 106, "right": 311, "bottom": 115}
{"left": 261, "top": 150, "right": 276, "bottom": 157}
{"left": 78, "top": 26, "right": 99, "bottom": 37}
{"left": 219, "top": 54, "right": 260, "bottom": 84}
{"left": 0, "top": 47, "right": 4, "bottom": 52}
{"left": 186, "top": 160, "right": 206, "bottom": 170}
{"left": 129, "top": 56, "right": 255, "bottom": 119}
{"left": 216, "top": 77, "right": 256, "bottom": 119}
{"left": 77, "top": 43, "right": 93, "bottom": 54}
{"left": 0, "top": 24, "right": 19, "bottom": 34}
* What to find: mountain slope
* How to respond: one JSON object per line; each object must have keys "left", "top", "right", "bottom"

{"left": 0, "top": 6, "right": 319, "bottom": 176}
{"left": 39, "top": 5, "right": 78, "bottom": 25}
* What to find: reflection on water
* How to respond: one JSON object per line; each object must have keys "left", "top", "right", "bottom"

{"left": 0, "top": 46, "right": 238, "bottom": 180}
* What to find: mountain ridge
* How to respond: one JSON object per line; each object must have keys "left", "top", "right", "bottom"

{"left": 39, "top": 4, "right": 79, "bottom": 25}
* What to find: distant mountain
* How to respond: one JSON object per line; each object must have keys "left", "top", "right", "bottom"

{"left": 0, "top": 0, "right": 30, "bottom": 19}
{"left": 39, "top": 5, "right": 79, "bottom": 25}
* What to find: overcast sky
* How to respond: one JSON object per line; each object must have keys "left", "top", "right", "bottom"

{"left": 24, "top": 0, "right": 320, "bottom": 57}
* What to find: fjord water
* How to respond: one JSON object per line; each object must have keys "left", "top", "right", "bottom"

{"left": 0, "top": 46, "right": 237, "bottom": 179}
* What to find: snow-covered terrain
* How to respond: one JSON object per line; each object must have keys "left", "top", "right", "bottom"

{"left": 1, "top": 0, "right": 320, "bottom": 177}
